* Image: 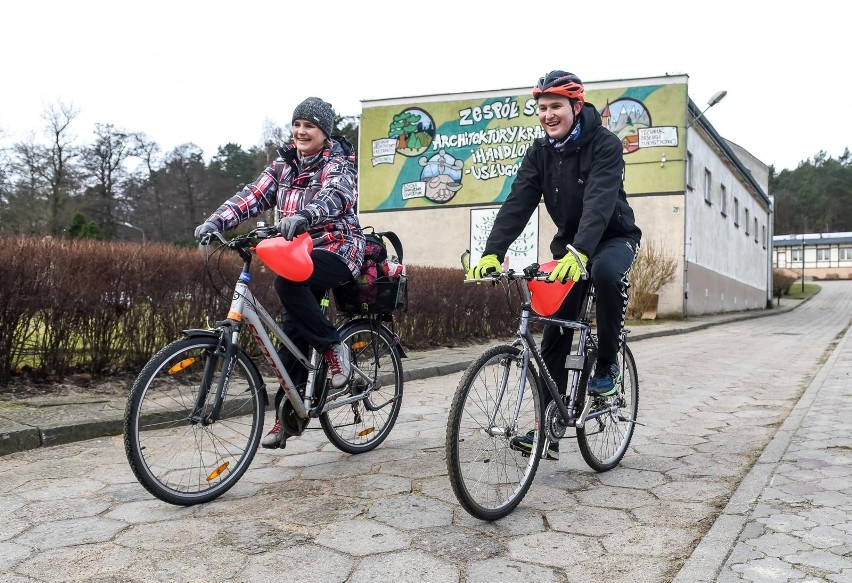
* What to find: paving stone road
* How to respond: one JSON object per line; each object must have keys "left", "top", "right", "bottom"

{"left": 1, "top": 281, "right": 850, "bottom": 582}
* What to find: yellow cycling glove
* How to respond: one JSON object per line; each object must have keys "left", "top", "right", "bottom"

{"left": 468, "top": 254, "right": 501, "bottom": 279}
{"left": 548, "top": 251, "right": 588, "bottom": 283}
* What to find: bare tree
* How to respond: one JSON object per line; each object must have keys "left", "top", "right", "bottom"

{"left": 160, "top": 143, "right": 208, "bottom": 241}
{"left": 6, "top": 135, "right": 51, "bottom": 234}
{"left": 81, "top": 123, "right": 138, "bottom": 239}
{"left": 39, "top": 102, "right": 80, "bottom": 236}
{"left": 130, "top": 135, "right": 166, "bottom": 241}
{"left": 261, "top": 118, "right": 290, "bottom": 164}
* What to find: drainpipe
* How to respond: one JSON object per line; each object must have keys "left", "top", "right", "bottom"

{"left": 767, "top": 196, "right": 774, "bottom": 308}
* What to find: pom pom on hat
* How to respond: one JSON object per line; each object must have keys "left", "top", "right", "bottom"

{"left": 292, "top": 97, "right": 335, "bottom": 138}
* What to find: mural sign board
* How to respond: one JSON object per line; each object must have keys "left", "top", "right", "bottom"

{"left": 469, "top": 207, "right": 539, "bottom": 272}
{"left": 359, "top": 76, "right": 688, "bottom": 212}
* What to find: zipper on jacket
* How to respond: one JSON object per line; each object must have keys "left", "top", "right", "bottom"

{"left": 556, "top": 158, "right": 562, "bottom": 195}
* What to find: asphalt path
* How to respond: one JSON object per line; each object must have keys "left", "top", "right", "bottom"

{"left": 1, "top": 281, "right": 850, "bottom": 582}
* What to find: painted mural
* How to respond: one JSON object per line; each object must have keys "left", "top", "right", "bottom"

{"left": 359, "top": 79, "right": 688, "bottom": 212}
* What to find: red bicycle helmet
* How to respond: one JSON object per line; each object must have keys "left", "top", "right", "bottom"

{"left": 532, "top": 71, "right": 585, "bottom": 108}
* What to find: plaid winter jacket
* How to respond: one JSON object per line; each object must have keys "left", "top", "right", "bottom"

{"left": 204, "top": 137, "right": 365, "bottom": 277}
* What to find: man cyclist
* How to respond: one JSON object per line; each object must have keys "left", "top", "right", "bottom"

{"left": 468, "top": 71, "right": 642, "bottom": 460}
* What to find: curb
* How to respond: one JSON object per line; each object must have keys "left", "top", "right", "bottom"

{"left": 672, "top": 313, "right": 849, "bottom": 581}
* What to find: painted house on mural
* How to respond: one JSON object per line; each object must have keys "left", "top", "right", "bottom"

{"left": 357, "top": 74, "right": 772, "bottom": 316}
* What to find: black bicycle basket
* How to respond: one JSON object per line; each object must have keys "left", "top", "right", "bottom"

{"left": 333, "top": 229, "right": 407, "bottom": 315}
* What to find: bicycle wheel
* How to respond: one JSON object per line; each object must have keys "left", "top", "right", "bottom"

{"left": 319, "top": 320, "right": 403, "bottom": 454}
{"left": 124, "top": 335, "right": 265, "bottom": 505}
{"left": 577, "top": 342, "right": 639, "bottom": 472}
{"left": 446, "top": 345, "right": 543, "bottom": 521}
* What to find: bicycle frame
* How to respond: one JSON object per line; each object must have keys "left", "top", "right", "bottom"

{"left": 469, "top": 251, "right": 626, "bottom": 438}
{"left": 449, "top": 249, "right": 638, "bottom": 519}
{"left": 198, "top": 229, "right": 398, "bottom": 426}
{"left": 124, "top": 225, "right": 407, "bottom": 506}
{"left": 510, "top": 278, "right": 610, "bottom": 431}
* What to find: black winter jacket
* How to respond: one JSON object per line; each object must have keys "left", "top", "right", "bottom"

{"left": 483, "top": 104, "right": 641, "bottom": 261}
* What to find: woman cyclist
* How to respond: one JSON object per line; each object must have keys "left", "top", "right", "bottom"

{"left": 195, "top": 96, "right": 365, "bottom": 449}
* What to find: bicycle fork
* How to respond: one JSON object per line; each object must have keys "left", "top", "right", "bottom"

{"left": 484, "top": 351, "right": 522, "bottom": 438}
{"left": 190, "top": 332, "right": 235, "bottom": 425}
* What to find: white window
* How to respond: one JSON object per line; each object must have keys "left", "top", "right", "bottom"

{"left": 792, "top": 248, "right": 803, "bottom": 261}
{"left": 704, "top": 169, "right": 712, "bottom": 204}
{"left": 733, "top": 198, "right": 740, "bottom": 227}
{"left": 817, "top": 248, "right": 830, "bottom": 261}
{"left": 840, "top": 247, "right": 852, "bottom": 261}
{"left": 745, "top": 209, "right": 750, "bottom": 235}
{"left": 754, "top": 218, "right": 758, "bottom": 242}
{"left": 762, "top": 225, "right": 766, "bottom": 249}
{"left": 720, "top": 184, "right": 727, "bottom": 216}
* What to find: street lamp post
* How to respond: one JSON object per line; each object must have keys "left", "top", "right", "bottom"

{"left": 687, "top": 90, "right": 728, "bottom": 128}
{"left": 121, "top": 221, "right": 146, "bottom": 244}
{"left": 801, "top": 234, "right": 806, "bottom": 292}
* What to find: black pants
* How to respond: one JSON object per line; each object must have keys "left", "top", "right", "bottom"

{"left": 541, "top": 236, "right": 639, "bottom": 398}
{"left": 272, "top": 250, "right": 353, "bottom": 411}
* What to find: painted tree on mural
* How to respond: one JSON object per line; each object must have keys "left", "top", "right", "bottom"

{"left": 388, "top": 112, "right": 422, "bottom": 150}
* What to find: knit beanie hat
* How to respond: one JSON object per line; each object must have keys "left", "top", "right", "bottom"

{"left": 292, "top": 97, "right": 335, "bottom": 138}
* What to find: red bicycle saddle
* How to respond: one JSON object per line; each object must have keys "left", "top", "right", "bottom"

{"left": 255, "top": 233, "right": 314, "bottom": 282}
{"left": 528, "top": 259, "right": 575, "bottom": 316}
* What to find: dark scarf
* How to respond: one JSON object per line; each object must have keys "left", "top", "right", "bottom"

{"left": 550, "top": 120, "right": 582, "bottom": 151}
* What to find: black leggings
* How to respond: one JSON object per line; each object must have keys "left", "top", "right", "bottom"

{"left": 272, "top": 249, "right": 353, "bottom": 410}
{"left": 541, "top": 236, "right": 639, "bottom": 398}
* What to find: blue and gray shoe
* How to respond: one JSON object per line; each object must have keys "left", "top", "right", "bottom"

{"left": 588, "top": 363, "right": 621, "bottom": 397}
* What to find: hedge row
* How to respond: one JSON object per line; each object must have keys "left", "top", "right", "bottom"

{"left": 0, "top": 236, "right": 517, "bottom": 387}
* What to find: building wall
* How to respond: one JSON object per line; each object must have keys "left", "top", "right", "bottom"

{"left": 773, "top": 235, "right": 852, "bottom": 280}
{"left": 628, "top": 193, "right": 685, "bottom": 316}
{"left": 357, "top": 75, "right": 772, "bottom": 318}
{"left": 684, "top": 126, "right": 771, "bottom": 314}
{"left": 684, "top": 262, "right": 768, "bottom": 312}
{"left": 727, "top": 140, "right": 770, "bottom": 193}
{"left": 360, "top": 191, "right": 688, "bottom": 316}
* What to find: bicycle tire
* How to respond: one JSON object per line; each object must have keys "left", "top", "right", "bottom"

{"left": 577, "top": 342, "right": 639, "bottom": 472}
{"left": 319, "top": 320, "right": 403, "bottom": 454}
{"left": 124, "top": 335, "right": 265, "bottom": 505}
{"left": 446, "top": 345, "right": 543, "bottom": 521}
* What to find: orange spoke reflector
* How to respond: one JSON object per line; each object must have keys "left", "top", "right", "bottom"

{"left": 357, "top": 427, "right": 375, "bottom": 437}
{"left": 352, "top": 341, "right": 367, "bottom": 350}
{"left": 207, "top": 462, "right": 230, "bottom": 481}
{"left": 168, "top": 358, "right": 197, "bottom": 375}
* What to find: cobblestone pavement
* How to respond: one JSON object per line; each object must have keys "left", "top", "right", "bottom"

{"left": 0, "top": 281, "right": 850, "bottom": 582}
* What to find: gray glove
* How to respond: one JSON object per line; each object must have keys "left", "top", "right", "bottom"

{"left": 276, "top": 215, "right": 308, "bottom": 240}
{"left": 194, "top": 221, "right": 218, "bottom": 242}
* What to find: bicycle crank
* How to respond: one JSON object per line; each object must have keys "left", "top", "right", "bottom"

{"left": 544, "top": 400, "right": 569, "bottom": 441}
{"left": 278, "top": 399, "right": 308, "bottom": 437}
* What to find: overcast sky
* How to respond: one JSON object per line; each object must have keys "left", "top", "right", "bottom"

{"left": 1, "top": 0, "right": 846, "bottom": 172}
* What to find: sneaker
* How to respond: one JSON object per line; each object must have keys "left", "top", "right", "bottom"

{"left": 261, "top": 420, "right": 285, "bottom": 449}
{"left": 509, "top": 431, "right": 559, "bottom": 460}
{"left": 324, "top": 342, "right": 352, "bottom": 389}
{"left": 588, "top": 363, "right": 620, "bottom": 397}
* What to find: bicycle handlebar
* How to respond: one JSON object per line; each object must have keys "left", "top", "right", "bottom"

{"left": 198, "top": 223, "right": 280, "bottom": 248}
{"left": 463, "top": 244, "right": 589, "bottom": 284}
